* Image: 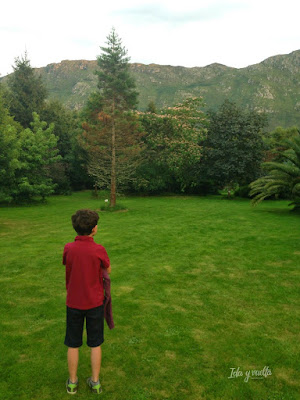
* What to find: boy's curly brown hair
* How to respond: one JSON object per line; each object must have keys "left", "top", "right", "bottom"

{"left": 71, "top": 209, "right": 99, "bottom": 235}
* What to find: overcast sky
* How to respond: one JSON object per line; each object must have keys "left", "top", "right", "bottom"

{"left": 1, "top": 0, "right": 299, "bottom": 76}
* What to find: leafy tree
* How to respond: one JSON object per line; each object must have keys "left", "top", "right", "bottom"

{"left": 41, "top": 100, "right": 93, "bottom": 191}
{"left": 40, "top": 100, "right": 76, "bottom": 193}
{"left": 83, "top": 28, "right": 140, "bottom": 206}
{"left": 0, "top": 124, "right": 20, "bottom": 202}
{"left": 263, "top": 126, "right": 299, "bottom": 162}
{"left": 7, "top": 53, "right": 47, "bottom": 128}
{"left": 137, "top": 97, "right": 208, "bottom": 193}
{"left": 249, "top": 133, "right": 300, "bottom": 211}
{"left": 0, "top": 104, "right": 61, "bottom": 202}
{"left": 0, "top": 90, "right": 22, "bottom": 202}
{"left": 69, "top": 133, "right": 94, "bottom": 191}
{"left": 201, "top": 100, "right": 267, "bottom": 193}
{"left": 134, "top": 112, "right": 176, "bottom": 193}
{"left": 146, "top": 101, "right": 157, "bottom": 114}
{"left": 41, "top": 100, "right": 74, "bottom": 158}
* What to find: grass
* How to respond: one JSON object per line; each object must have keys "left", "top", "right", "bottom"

{"left": 0, "top": 191, "right": 299, "bottom": 400}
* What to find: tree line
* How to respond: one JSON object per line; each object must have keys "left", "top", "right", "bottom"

{"left": 0, "top": 30, "right": 299, "bottom": 209}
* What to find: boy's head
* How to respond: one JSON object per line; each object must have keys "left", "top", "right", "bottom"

{"left": 71, "top": 209, "right": 99, "bottom": 236}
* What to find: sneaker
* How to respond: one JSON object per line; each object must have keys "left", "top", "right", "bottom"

{"left": 87, "top": 377, "right": 102, "bottom": 394}
{"left": 66, "top": 378, "right": 78, "bottom": 395}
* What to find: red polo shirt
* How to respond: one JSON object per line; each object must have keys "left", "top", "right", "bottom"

{"left": 63, "top": 236, "right": 110, "bottom": 310}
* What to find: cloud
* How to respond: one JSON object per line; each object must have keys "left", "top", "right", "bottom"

{"left": 0, "top": 26, "right": 34, "bottom": 35}
{"left": 0, "top": 0, "right": 299, "bottom": 76}
{"left": 111, "top": 1, "right": 247, "bottom": 26}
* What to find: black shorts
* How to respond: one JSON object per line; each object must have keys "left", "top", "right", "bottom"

{"left": 64, "top": 304, "right": 104, "bottom": 348}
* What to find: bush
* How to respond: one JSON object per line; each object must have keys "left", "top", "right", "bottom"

{"left": 235, "top": 185, "right": 251, "bottom": 198}
{"left": 99, "top": 203, "right": 127, "bottom": 212}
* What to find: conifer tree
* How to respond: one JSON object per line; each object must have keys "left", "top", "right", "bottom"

{"left": 7, "top": 52, "right": 47, "bottom": 128}
{"left": 15, "top": 113, "right": 61, "bottom": 202}
{"left": 0, "top": 88, "right": 22, "bottom": 202}
{"left": 84, "top": 28, "right": 141, "bottom": 206}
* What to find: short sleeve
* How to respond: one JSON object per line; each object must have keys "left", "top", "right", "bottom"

{"left": 62, "top": 244, "right": 68, "bottom": 265}
{"left": 100, "top": 247, "right": 110, "bottom": 269}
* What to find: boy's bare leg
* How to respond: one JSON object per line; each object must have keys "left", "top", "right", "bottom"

{"left": 91, "top": 346, "right": 102, "bottom": 382}
{"left": 67, "top": 347, "right": 79, "bottom": 383}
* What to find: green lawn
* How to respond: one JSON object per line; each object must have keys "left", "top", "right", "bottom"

{"left": 0, "top": 192, "right": 299, "bottom": 400}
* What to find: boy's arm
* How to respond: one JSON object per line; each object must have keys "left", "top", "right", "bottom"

{"left": 62, "top": 244, "right": 68, "bottom": 265}
{"left": 62, "top": 244, "right": 71, "bottom": 288}
{"left": 100, "top": 247, "right": 111, "bottom": 273}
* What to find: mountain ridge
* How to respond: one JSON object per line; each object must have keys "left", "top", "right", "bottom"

{"left": 2, "top": 50, "right": 300, "bottom": 130}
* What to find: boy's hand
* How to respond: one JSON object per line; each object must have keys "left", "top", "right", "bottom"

{"left": 107, "top": 265, "right": 111, "bottom": 274}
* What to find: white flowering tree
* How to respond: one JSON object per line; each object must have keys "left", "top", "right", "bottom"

{"left": 137, "top": 97, "right": 208, "bottom": 192}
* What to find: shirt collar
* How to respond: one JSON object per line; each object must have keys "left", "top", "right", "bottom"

{"left": 75, "top": 236, "right": 94, "bottom": 242}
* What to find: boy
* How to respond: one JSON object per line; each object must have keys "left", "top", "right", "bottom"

{"left": 63, "top": 209, "right": 111, "bottom": 394}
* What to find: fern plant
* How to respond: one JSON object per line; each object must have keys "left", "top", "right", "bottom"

{"left": 249, "top": 133, "right": 300, "bottom": 211}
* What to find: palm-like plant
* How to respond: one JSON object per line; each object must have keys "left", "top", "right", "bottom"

{"left": 249, "top": 133, "right": 300, "bottom": 211}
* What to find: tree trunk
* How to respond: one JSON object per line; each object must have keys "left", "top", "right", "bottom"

{"left": 110, "top": 100, "right": 116, "bottom": 207}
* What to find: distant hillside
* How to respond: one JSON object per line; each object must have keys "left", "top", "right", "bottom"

{"left": 3, "top": 50, "right": 300, "bottom": 130}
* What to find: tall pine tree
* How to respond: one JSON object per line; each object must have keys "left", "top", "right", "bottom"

{"left": 84, "top": 28, "right": 141, "bottom": 206}
{"left": 7, "top": 52, "right": 47, "bottom": 128}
